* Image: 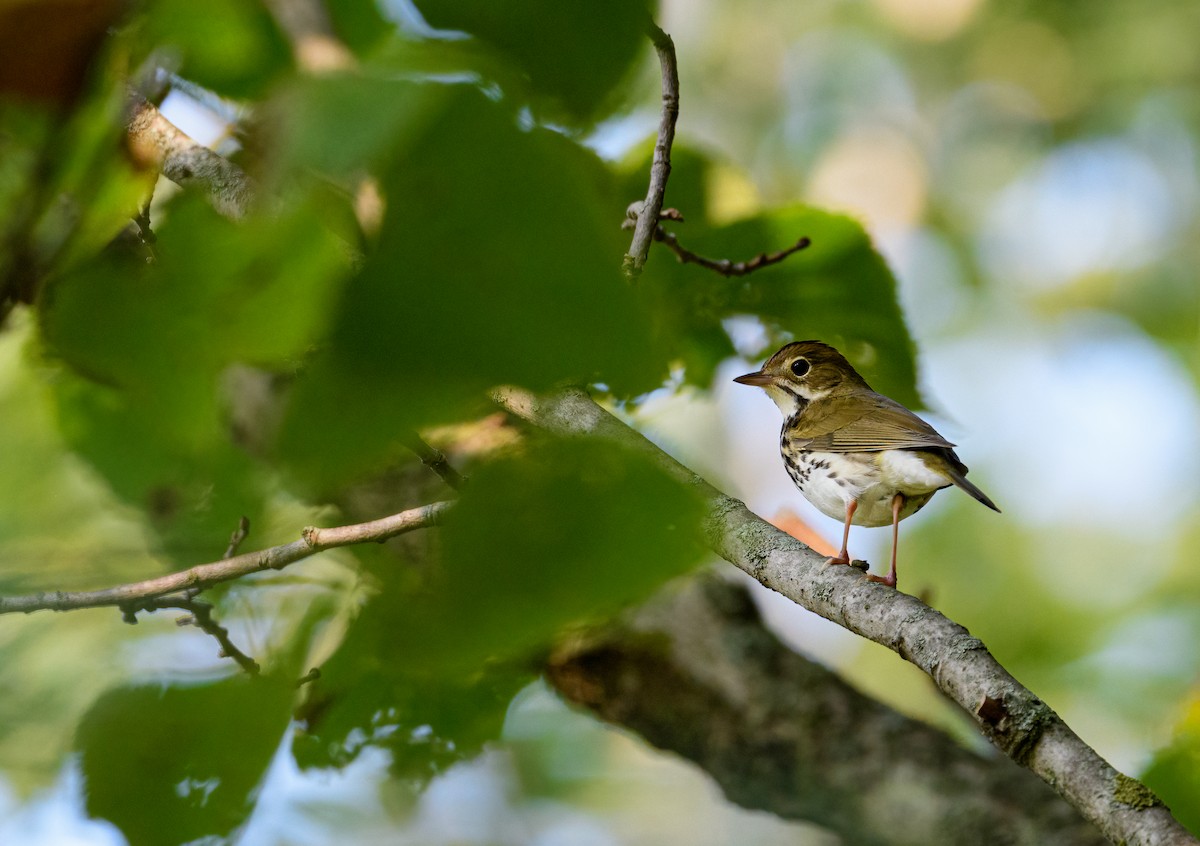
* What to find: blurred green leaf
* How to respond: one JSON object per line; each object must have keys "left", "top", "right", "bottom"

{"left": 38, "top": 194, "right": 346, "bottom": 558}
{"left": 412, "top": 0, "right": 653, "bottom": 123}
{"left": 1142, "top": 694, "right": 1200, "bottom": 836}
{"left": 404, "top": 435, "right": 705, "bottom": 670}
{"left": 295, "top": 651, "right": 529, "bottom": 782}
{"left": 76, "top": 677, "right": 292, "bottom": 846}
{"left": 295, "top": 433, "right": 703, "bottom": 776}
{"left": 266, "top": 75, "right": 444, "bottom": 180}
{"left": 280, "top": 89, "right": 665, "bottom": 485}
{"left": 136, "top": 0, "right": 291, "bottom": 98}
{"left": 324, "top": 0, "right": 393, "bottom": 56}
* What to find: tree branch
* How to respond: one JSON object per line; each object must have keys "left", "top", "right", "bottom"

{"left": 549, "top": 574, "right": 1107, "bottom": 846}
{"left": 623, "top": 23, "right": 679, "bottom": 280}
{"left": 125, "top": 95, "right": 255, "bottom": 219}
{"left": 0, "top": 501, "right": 450, "bottom": 615}
{"left": 494, "top": 386, "right": 1196, "bottom": 846}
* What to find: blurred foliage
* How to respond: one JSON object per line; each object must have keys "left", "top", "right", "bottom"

{"left": 76, "top": 677, "right": 293, "bottom": 845}
{"left": 1143, "top": 691, "right": 1200, "bottom": 836}
{"left": 1, "top": 0, "right": 1197, "bottom": 843}
{"left": 412, "top": 0, "right": 653, "bottom": 124}
{"left": 0, "top": 1, "right": 911, "bottom": 841}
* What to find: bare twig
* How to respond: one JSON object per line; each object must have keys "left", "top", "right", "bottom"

{"left": 132, "top": 595, "right": 261, "bottom": 676}
{"left": 493, "top": 386, "right": 1195, "bottom": 846}
{"left": 295, "top": 667, "right": 321, "bottom": 688}
{"left": 403, "top": 432, "right": 466, "bottom": 490}
{"left": 549, "top": 575, "right": 1106, "bottom": 845}
{"left": 0, "top": 501, "right": 451, "bottom": 615}
{"left": 623, "top": 23, "right": 679, "bottom": 280}
{"left": 656, "top": 228, "right": 811, "bottom": 277}
{"left": 125, "top": 95, "right": 256, "bottom": 219}
{"left": 224, "top": 516, "right": 251, "bottom": 559}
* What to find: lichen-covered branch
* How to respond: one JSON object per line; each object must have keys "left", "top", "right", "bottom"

{"left": 549, "top": 575, "right": 1107, "bottom": 846}
{"left": 494, "top": 386, "right": 1196, "bottom": 846}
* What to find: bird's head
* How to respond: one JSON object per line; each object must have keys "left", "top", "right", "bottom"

{"left": 733, "top": 340, "right": 870, "bottom": 415}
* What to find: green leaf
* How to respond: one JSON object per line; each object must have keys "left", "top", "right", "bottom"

{"left": 39, "top": 194, "right": 346, "bottom": 558}
{"left": 325, "top": 0, "right": 393, "bottom": 56}
{"left": 411, "top": 0, "right": 654, "bottom": 123}
{"left": 136, "top": 0, "right": 291, "bottom": 99}
{"left": 279, "top": 89, "right": 665, "bottom": 485}
{"left": 292, "top": 535, "right": 531, "bottom": 780}
{"left": 265, "top": 75, "right": 444, "bottom": 181}
{"left": 76, "top": 677, "right": 292, "bottom": 846}
{"left": 1142, "top": 698, "right": 1200, "bottom": 836}
{"left": 617, "top": 145, "right": 920, "bottom": 403}
{"left": 295, "top": 652, "right": 529, "bottom": 782}
{"left": 294, "top": 432, "right": 703, "bottom": 777}
{"left": 642, "top": 206, "right": 920, "bottom": 406}
{"left": 402, "top": 434, "right": 706, "bottom": 670}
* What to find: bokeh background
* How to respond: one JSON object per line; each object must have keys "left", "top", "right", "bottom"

{"left": 1, "top": 0, "right": 1198, "bottom": 843}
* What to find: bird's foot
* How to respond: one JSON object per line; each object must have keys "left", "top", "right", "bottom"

{"left": 865, "top": 571, "right": 897, "bottom": 588}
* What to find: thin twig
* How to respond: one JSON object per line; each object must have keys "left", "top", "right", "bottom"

{"left": 492, "top": 386, "right": 1196, "bottom": 846}
{"left": 132, "top": 595, "right": 261, "bottom": 675}
{"left": 223, "top": 516, "right": 251, "bottom": 559}
{"left": 656, "top": 227, "right": 811, "bottom": 277}
{"left": 0, "top": 501, "right": 451, "bottom": 615}
{"left": 623, "top": 23, "right": 679, "bottom": 281}
{"left": 403, "top": 432, "right": 465, "bottom": 490}
{"left": 295, "top": 667, "right": 321, "bottom": 688}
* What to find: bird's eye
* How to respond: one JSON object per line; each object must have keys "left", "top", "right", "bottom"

{"left": 790, "top": 358, "right": 811, "bottom": 377}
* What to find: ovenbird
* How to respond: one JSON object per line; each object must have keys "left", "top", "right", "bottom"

{"left": 734, "top": 341, "right": 999, "bottom": 588}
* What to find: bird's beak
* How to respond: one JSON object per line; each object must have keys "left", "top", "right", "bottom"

{"left": 733, "top": 371, "right": 773, "bottom": 387}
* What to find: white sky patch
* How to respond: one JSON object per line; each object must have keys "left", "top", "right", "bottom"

{"left": 922, "top": 315, "right": 1200, "bottom": 537}
{"left": 158, "top": 90, "right": 233, "bottom": 149}
{"left": 584, "top": 110, "right": 658, "bottom": 161}
{"left": 977, "top": 139, "right": 1180, "bottom": 290}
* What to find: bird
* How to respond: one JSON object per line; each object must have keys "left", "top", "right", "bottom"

{"left": 734, "top": 340, "right": 999, "bottom": 588}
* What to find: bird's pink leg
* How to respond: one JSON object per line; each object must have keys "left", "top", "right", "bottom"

{"left": 867, "top": 493, "right": 905, "bottom": 588}
{"left": 827, "top": 499, "right": 857, "bottom": 567}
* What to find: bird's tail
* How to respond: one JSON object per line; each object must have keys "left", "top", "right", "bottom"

{"left": 946, "top": 465, "right": 1001, "bottom": 513}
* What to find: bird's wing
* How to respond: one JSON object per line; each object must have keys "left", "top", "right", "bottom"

{"left": 793, "top": 393, "right": 956, "bottom": 452}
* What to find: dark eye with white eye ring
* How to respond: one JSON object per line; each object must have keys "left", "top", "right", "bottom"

{"left": 790, "top": 358, "right": 810, "bottom": 377}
